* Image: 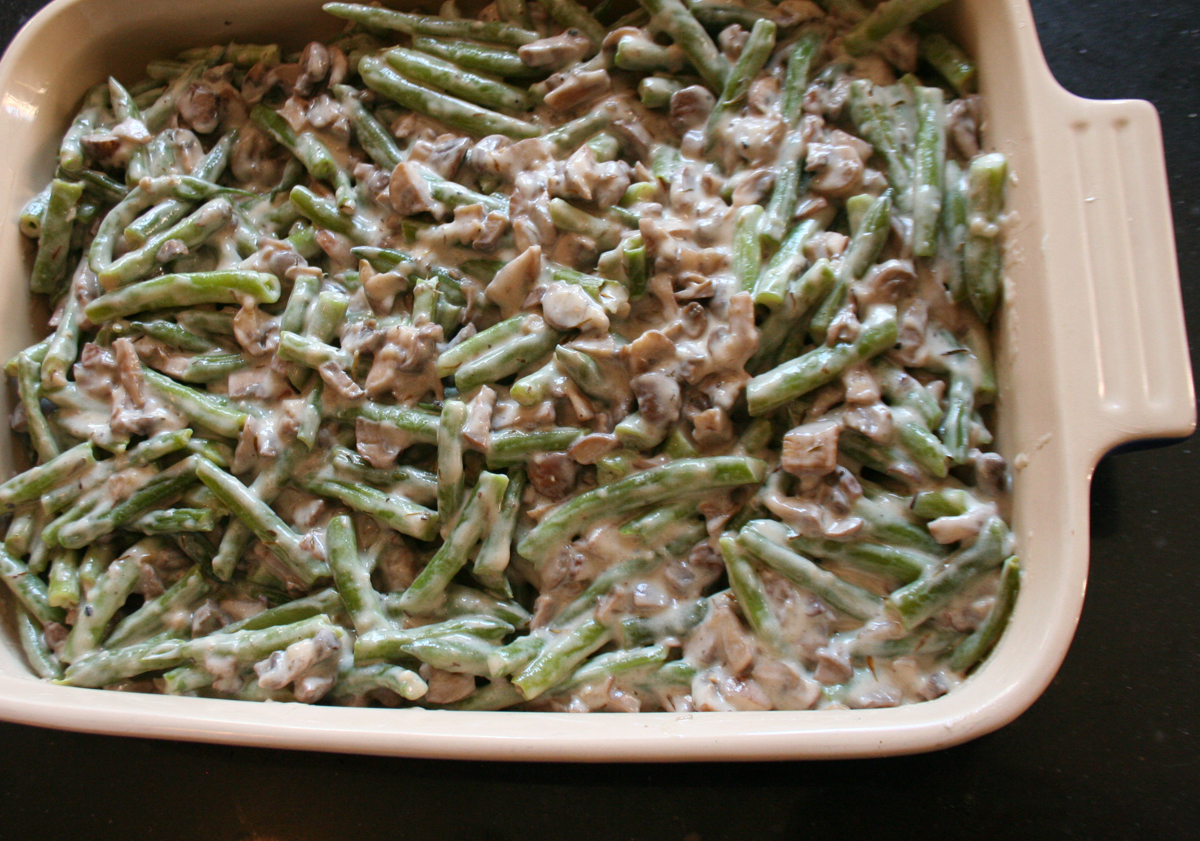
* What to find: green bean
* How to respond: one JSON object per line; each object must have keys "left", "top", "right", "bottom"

{"left": 963, "top": 152, "right": 1008, "bottom": 323}
{"left": 129, "top": 507, "right": 218, "bottom": 535}
{"left": 732, "top": 204, "right": 765, "bottom": 291}
{"left": 705, "top": 18, "right": 775, "bottom": 154}
{"left": 384, "top": 47, "right": 536, "bottom": 113}
{"left": 328, "top": 447, "right": 438, "bottom": 506}
{"left": 142, "top": 369, "right": 248, "bottom": 438}
{"left": 720, "top": 534, "right": 788, "bottom": 654}
{"left": 0, "top": 546, "right": 65, "bottom": 626}
{"left": 512, "top": 617, "right": 611, "bottom": 700}
{"left": 518, "top": 457, "right": 766, "bottom": 564}
{"left": 58, "top": 633, "right": 188, "bottom": 687}
{"left": 62, "top": 540, "right": 154, "bottom": 662}
{"left": 558, "top": 644, "right": 670, "bottom": 692}
{"left": 638, "top": 75, "right": 683, "bottom": 109}
{"left": 549, "top": 199, "right": 621, "bottom": 249}
{"left": 105, "top": 566, "right": 211, "bottom": 649}
{"left": 487, "top": 634, "right": 545, "bottom": 680}
{"left": 277, "top": 330, "right": 353, "bottom": 371}
{"left": 17, "top": 608, "right": 63, "bottom": 679}
{"left": 688, "top": 0, "right": 771, "bottom": 30}
{"left": 179, "top": 352, "right": 249, "bottom": 383}
{"left": 937, "top": 367, "right": 975, "bottom": 464}
{"left": 331, "top": 85, "right": 403, "bottom": 170}
{"left": 323, "top": 3, "right": 540, "bottom": 47}
{"left": 19, "top": 183, "right": 52, "bottom": 240}
{"left": 328, "top": 664, "right": 428, "bottom": 702}
{"left": 638, "top": 0, "right": 729, "bottom": 91}
{"left": 621, "top": 598, "right": 709, "bottom": 647}
{"left": 288, "top": 186, "right": 375, "bottom": 242}
{"left": 747, "top": 304, "right": 898, "bottom": 415}
{"left": 128, "top": 319, "right": 218, "bottom": 353}
{"left": 808, "top": 190, "right": 893, "bottom": 341}
{"left": 739, "top": 521, "right": 885, "bottom": 620}
{"left": 326, "top": 399, "right": 440, "bottom": 445}
{"left": 553, "top": 346, "right": 611, "bottom": 401}
{"left": 411, "top": 36, "right": 540, "bottom": 80}
{"left": 360, "top": 56, "right": 541, "bottom": 140}
{"left": 176, "top": 308, "right": 236, "bottom": 337}
{"left": 752, "top": 216, "right": 829, "bottom": 308}
{"left": 840, "top": 429, "right": 926, "bottom": 485}
{"left": 543, "top": 103, "right": 619, "bottom": 155}
{"left": 847, "top": 80, "right": 912, "bottom": 198}
{"left": 949, "top": 555, "right": 1020, "bottom": 671}
{"left": 298, "top": 477, "right": 440, "bottom": 542}
{"left": 223, "top": 588, "right": 345, "bottom": 634}
{"left": 30, "top": 179, "right": 85, "bottom": 295}
{"left": 486, "top": 427, "right": 586, "bottom": 468}
{"left": 96, "top": 199, "right": 234, "bottom": 290}
{"left": 59, "top": 84, "right": 108, "bottom": 174}
{"left": 910, "top": 487, "right": 978, "bottom": 520}
{"left": 356, "top": 614, "right": 515, "bottom": 663}
{"left": 325, "top": 514, "right": 389, "bottom": 635}
{"left": 615, "top": 411, "right": 670, "bottom": 451}
{"left": 843, "top": 0, "right": 953, "bottom": 57}
{"left": 142, "top": 60, "right": 207, "bottom": 133}
{"left": 442, "top": 583, "right": 530, "bottom": 629}
{"left": 400, "top": 633, "right": 497, "bottom": 676}
{"left": 86, "top": 270, "right": 280, "bottom": 322}
{"left": 46, "top": 549, "right": 82, "bottom": 610}
{"left": 437, "top": 399, "right": 468, "bottom": 534}
{"left": 912, "top": 85, "right": 946, "bottom": 257}
{"left": 938, "top": 159, "right": 968, "bottom": 301}
{"left": 57, "top": 456, "right": 202, "bottom": 549}
{"left": 618, "top": 37, "right": 687, "bottom": 76}
{"left": 536, "top": 0, "right": 606, "bottom": 48}
{"left": 73, "top": 168, "right": 130, "bottom": 202}
{"left": 196, "top": 458, "right": 328, "bottom": 587}
{"left": 252, "top": 105, "right": 356, "bottom": 213}
{"left": 398, "top": 471, "right": 508, "bottom": 615}
{"left": 785, "top": 529, "right": 935, "bottom": 586}
{"left": 455, "top": 326, "right": 561, "bottom": 394}
{"left": 919, "top": 30, "right": 976, "bottom": 95}
{"left": 887, "top": 517, "right": 1011, "bottom": 629}
{"left": 5, "top": 510, "right": 39, "bottom": 557}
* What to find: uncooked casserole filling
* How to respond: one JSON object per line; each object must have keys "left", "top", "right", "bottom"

{"left": 1, "top": 0, "right": 1017, "bottom": 712}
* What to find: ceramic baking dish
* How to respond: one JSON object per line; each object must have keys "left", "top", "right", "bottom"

{"left": 0, "top": 0, "right": 1192, "bottom": 761}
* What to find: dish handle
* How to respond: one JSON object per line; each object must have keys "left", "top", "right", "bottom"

{"left": 1037, "top": 93, "right": 1195, "bottom": 460}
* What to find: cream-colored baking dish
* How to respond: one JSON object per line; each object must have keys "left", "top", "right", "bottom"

{"left": 0, "top": 0, "right": 1192, "bottom": 761}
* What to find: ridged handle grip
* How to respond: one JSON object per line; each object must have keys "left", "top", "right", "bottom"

{"left": 1041, "top": 93, "right": 1194, "bottom": 459}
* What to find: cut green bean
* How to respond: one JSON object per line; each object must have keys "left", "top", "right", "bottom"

{"left": 518, "top": 457, "right": 766, "bottom": 563}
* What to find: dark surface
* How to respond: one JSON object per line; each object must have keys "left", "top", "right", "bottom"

{"left": 1, "top": 1, "right": 1197, "bottom": 839}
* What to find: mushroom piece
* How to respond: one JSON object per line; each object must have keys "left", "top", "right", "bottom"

{"left": 630, "top": 371, "right": 682, "bottom": 427}
{"left": 388, "top": 161, "right": 441, "bottom": 218}
{"left": 294, "top": 41, "right": 331, "bottom": 97}
{"left": 486, "top": 244, "right": 542, "bottom": 315}
{"left": 669, "top": 85, "right": 716, "bottom": 134}
{"left": 177, "top": 84, "right": 220, "bottom": 134}
{"left": 407, "top": 134, "right": 472, "bottom": 180}
{"left": 855, "top": 258, "right": 916, "bottom": 306}
{"left": 541, "top": 282, "right": 609, "bottom": 333}
{"left": 544, "top": 68, "right": 612, "bottom": 112}
{"left": 518, "top": 30, "right": 592, "bottom": 69}
{"left": 805, "top": 138, "right": 866, "bottom": 195}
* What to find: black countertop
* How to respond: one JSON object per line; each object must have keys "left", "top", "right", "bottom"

{"left": 1, "top": 1, "right": 1197, "bottom": 838}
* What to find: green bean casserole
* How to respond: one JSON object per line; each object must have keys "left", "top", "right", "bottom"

{"left": 1, "top": 0, "right": 1019, "bottom": 712}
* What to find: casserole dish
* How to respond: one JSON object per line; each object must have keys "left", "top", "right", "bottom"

{"left": 0, "top": 0, "right": 1192, "bottom": 760}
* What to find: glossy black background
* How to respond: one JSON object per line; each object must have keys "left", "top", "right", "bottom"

{"left": 0, "top": 1, "right": 1197, "bottom": 838}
